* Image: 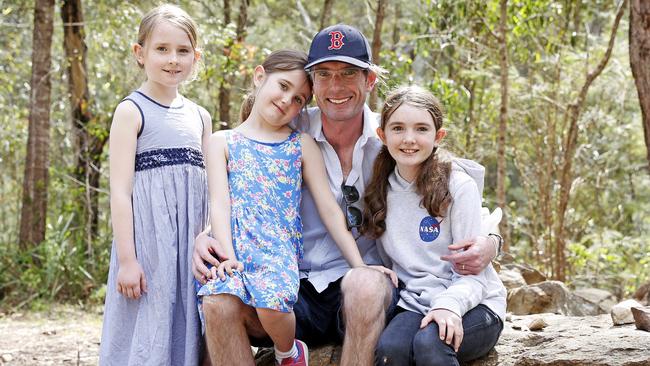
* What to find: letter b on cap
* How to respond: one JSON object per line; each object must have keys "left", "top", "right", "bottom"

{"left": 328, "top": 31, "right": 345, "bottom": 50}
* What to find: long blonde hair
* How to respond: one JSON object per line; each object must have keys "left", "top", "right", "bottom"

{"left": 362, "top": 86, "right": 452, "bottom": 239}
{"left": 136, "top": 4, "right": 201, "bottom": 78}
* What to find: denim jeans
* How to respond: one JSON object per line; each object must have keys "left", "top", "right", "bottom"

{"left": 375, "top": 304, "right": 503, "bottom": 366}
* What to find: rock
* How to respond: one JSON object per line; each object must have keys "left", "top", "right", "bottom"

{"left": 633, "top": 281, "right": 650, "bottom": 305}
{"left": 503, "top": 263, "right": 547, "bottom": 285}
{"left": 498, "top": 269, "right": 527, "bottom": 291}
{"left": 465, "top": 313, "right": 650, "bottom": 366}
{"left": 1, "top": 354, "right": 13, "bottom": 362}
{"left": 611, "top": 299, "right": 643, "bottom": 325}
{"left": 507, "top": 281, "right": 586, "bottom": 315}
{"left": 631, "top": 306, "right": 650, "bottom": 331}
{"left": 528, "top": 317, "right": 548, "bottom": 331}
{"left": 573, "top": 288, "right": 617, "bottom": 314}
{"left": 257, "top": 314, "right": 650, "bottom": 366}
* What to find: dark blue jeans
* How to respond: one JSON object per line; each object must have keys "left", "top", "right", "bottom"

{"left": 375, "top": 304, "right": 503, "bottom": 366}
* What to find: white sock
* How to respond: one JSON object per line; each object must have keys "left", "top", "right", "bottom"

{"left": 274, "top": 341, "right": 298, "bottom": 364}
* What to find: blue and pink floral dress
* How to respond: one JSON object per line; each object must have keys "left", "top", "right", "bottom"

{"left": 197, "top": 130, "right": 303, "bottom": 313}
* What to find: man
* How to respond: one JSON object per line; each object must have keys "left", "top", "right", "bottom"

{"left": 192, "top": 24, "right": 500, "bottom": 365}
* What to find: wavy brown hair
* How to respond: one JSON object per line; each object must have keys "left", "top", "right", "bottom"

{"left": 362, "top": 86, "right": 452, "bottom": 239}
{"left": 239, "top": 49, "right": 313, "bottom": 122}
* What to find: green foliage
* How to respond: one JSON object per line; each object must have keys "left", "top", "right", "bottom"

{"left": 1, "top": 0, "right": 648, "bottom": 309}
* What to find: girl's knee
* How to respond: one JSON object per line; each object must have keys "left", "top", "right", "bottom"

{"left": 375, "top": 335, "right": 409, "bottom": 366}
{"left": 412, "top": 328, "right": 457, "bottom": 366}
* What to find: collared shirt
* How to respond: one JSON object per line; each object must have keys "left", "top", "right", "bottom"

{"left": 293, "top": 104, "right": 383, "bottom": 292}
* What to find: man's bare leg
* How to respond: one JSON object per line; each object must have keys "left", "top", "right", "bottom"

{"left": 256, "top": 308, "right": 296, "bottom": 352}
{"left": 340, "top": 267, "right": 393, "bottom": 366}
{"left": 202, "top": 294, "right": 267, "bottom": 366}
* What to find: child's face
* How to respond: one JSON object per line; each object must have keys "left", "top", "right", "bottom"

{"left": 133, "top": 20, "right": 200, "bottom": 88}
{"left": 377, "top": 103, "right": 446, "bottom": 182}
{"left": 252, "top": 67, "right": 312, "bottom": 126}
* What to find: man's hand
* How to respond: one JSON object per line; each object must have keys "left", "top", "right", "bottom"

{"left": 420, "top": 309, "right": 463, "bottom": 352}
{"left": 192, "top": 231, "right": 228, "bottom": 284}
{"left": 440, "top": 235, "right": 496, "bottom": 275}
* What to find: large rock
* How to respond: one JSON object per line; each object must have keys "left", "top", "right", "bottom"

{"left": 507, "top": 281, "right": 589, "bottom": 316}
{"left": 466, "top": 313, "right": 650, "bottom": 366}
{"left": 498, "top": 269, "right": 527, "bottom": 291}
{"left": 256, "top": 314, "right": 650, "bottom": 366}
{"left": 633, "top": 281, "right": 650, "bottom": 305}
{"left": 502, "top": 263, "right": 546, "bottom": 285}
{"left": 632, "top": 306, "right": 650, "bottom": 331}
{"left": 573, "top": 288, "right": 617, "bottom": 314}
{"left": 611, "top": 299, "right": 644, "bottom": 325}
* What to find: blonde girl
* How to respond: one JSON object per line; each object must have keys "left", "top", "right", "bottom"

{"left": 99, "top": 5, "right": 210, "bottom": 365}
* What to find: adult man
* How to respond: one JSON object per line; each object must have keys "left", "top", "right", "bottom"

{"left": 192, "top": 24, "right": 499, "bottom": 365}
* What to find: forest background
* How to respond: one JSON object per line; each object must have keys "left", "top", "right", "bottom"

{"left": 1, "top": 0, "right": 649, "bottom": 311}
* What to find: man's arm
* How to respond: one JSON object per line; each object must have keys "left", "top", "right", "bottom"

{"left": 440, "top": 235, "right": 499, "bottom": 275}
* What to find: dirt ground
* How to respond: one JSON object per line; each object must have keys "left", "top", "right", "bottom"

{"left": 0, "top": 306, "right": 102, "bottom": 365}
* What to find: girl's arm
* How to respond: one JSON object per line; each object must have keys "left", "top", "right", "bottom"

{"left": 301, "top": 134, "right": 365, "bottom": 268}
{"left": 191, "top": 107, "right": 227, "bottom": 282}
{"left": 429, "top": 177, "right": 487, "bottom": 316}
{"left": 198, "top": 106, "right": 213, "bottom": 162}
{"left": 422, "top": 174, "right": 488, "bottom": 350}
{"left": 109, "top": 100, "right": 147, "bottom": 299}
{"left": 205, "top": 132, "right": 242, "bottom": 279}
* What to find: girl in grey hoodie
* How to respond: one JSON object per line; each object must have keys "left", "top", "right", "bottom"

{"left": 363, "top": 86, "right": 506, "bottom": 366}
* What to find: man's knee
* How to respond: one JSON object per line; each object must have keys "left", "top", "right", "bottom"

{"left": 203, "top": 294, "right": 244, "bottom": 325}
{"left": 341, "top": 267, "right": 392, "bottom": 308}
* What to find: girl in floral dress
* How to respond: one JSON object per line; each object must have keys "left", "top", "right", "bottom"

{"left": 197, "top": 50, "right": 396, "bottom": 365}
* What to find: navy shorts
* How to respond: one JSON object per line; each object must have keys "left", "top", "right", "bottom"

{"left": 294, "top": 277, "right": 400, "bottom": 346}
{"left": 251, "top": 277, "right": 400, "bottom": 347}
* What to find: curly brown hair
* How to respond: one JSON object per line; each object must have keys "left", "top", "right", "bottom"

{"left": 362, "top": 86, "right": 452, "bottom": 239}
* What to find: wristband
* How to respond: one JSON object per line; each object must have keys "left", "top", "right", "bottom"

{"left": 488, "top": 233, "right": 503, "bottom": 259}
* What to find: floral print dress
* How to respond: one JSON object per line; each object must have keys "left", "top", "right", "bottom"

{"left": 197, "top": 130, "right": 303, "bottom": 313}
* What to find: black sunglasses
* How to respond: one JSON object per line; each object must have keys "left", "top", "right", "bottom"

{"left": 341, "top": 184, "right": 363, "bottom": 231}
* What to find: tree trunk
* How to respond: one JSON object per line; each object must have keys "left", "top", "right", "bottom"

{"left": 62, "top": 0, "right": 104, "bottom": 259}
{"left": 218, "top": 0, "right": 249, "bottom": 128}
{"left": 391, "top": 1, "right": 401, "bottom": 47}
{"left": 464, "top": 80, "right": 476, "bottom": 152}
{"left": 553, "top": 0, "right": 627, "bottom": 281}
{"left": 368, "top": 0, "right": 386, "bottom": 110}
{"left": 217, "top": 0, "right": 233, "bottom": 128}
{"left": 497, "top": 0, "right": 510, "bottom": 250}
{"left": 19, "top": 0, "right": 55, "bottom": 251}
{"left": 319, "top": 0, "right": 335, "bottom": 30}
{"left": 630, "top": 0, "right": 650, "bottom": 173}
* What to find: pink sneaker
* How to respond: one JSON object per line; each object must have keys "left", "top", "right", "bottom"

{"left": 277, "top": 339, "right": 309, "bottom": 366}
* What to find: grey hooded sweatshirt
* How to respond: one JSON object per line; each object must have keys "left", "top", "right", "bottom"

{"left": 377, "top": 158, "right": 506, "bottom": 320}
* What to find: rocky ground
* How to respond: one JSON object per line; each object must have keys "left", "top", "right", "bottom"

{"left": 1, "top": 306, "right": 649, "bottom": 366}
{"left": 0, "top": 306, "right": 102, "bottom": 365}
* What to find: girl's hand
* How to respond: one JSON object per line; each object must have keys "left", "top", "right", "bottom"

{"left": 216, "top": 259, "right": 243, "bottom": 281}
{"left": 116, "top": 260, "right": 147, "bottom": 299}
{"left": 368, "top": 265, "right": 399, "bottom": 288}
{"left": 421, "top": 309, "right": 463, "bottom": 352}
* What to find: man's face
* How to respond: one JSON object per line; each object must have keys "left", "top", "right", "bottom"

{"left": 310, "top": 61, "right": 376, "bottom": 124}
